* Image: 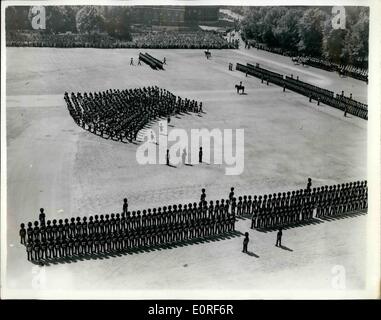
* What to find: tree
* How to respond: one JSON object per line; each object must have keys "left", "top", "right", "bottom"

{"left": 241, "top": 7, "right": 268, "bottom": 41}
{"left": 343, "top": 8, "right": 369, "bottom": 67}
{"left": 324, "top": 29, "right": 347, "bottom": 63}
{"left": 76, "top": 6, "right": 105, "bottom": 34}
{"left": 297, "top": 8, "right": 329, "bottom": 57}
{"left": 104, "top": 7, "right": 132, "bottom": 40}
{"left": 27, "top": 6, "right": 77, "bottom": 33}
{"left": 262, "top": 7, "right": 286, "bottom": 47}
{"left": 6, "top": 6, "right": 31, "bottom": 30}
{"left": 273, "top": 9, "right": 303, "bottom": 51}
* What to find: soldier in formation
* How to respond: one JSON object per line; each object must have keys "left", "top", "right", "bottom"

{"left": 248, "top": 180, "right": 367, "bottom": 230}
{"left": 20, "top": 196, "right": 236, "bottom": 263}
{"left": 64, "top": 87, "right": 203, "bottom": 143}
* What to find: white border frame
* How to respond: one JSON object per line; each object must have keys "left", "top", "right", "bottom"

{"left": 1, "top": 0, "right": 380, "bottom": 300}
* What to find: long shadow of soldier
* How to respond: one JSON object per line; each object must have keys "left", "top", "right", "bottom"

{"left": 255, "top": 218, "right": 323, "bottom": 233}
{"left": 279, "top": 245, "right": 293, "bottom": 252}
{"left": 319, "top": 210, "right": 366, "bottom": 222}
{"left": 32, "top": 230, "right": 244, "bottom": 266}
{"left": 246, "top": 251, "right": 259, "bottom": 258}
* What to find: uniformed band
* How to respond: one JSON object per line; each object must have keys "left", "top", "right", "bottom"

{"left": 20, "top": 199, "right": 236, "bottom": 263}
{"left": 64, "top": 86, "right": 203, "bottom": 142}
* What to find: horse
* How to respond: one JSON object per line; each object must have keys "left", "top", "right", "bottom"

{"left": 235, "top": 84, "right": 245, "bottom": 94}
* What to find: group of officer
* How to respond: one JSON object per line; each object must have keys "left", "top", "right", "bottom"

{"left": 20, "top": 196, "right": 236, "bottom": 263}
{"left": 246, "top": 180, "right": 367, "bottom": 230}
{"left": 64, "top": 86, "right": 202, "bottom": 142}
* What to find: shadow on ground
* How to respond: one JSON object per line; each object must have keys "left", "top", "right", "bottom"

{"left": 31, "top": 230, "right": 244, "bottom": 266}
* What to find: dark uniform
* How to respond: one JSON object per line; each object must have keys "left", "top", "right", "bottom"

{"left": 242, "top": 232, "right": 249, "bottom": 253}
{"left": 123, "top": 198, "right": 128, "bottom": 214}
{"left": 276, "top": 228, "right": 283, "bottom": 247}
{"left": 26, "top": 240, "right": 33, "bottom": 261}
{"left": 19, "top": 223, "right": 26, "bottom": 245}
{"left": 39, "top": 208, "right": 46, "bottom": 226}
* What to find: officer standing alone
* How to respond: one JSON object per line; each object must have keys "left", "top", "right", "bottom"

{"left": 242, "top": 232, "right": 249, "bottom": 253}
{"left": 276, "top": 228, "right": 283, "bottom": 247}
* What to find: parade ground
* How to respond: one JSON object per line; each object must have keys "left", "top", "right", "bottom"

{"left": 5, "top": 46, "right": 368, "bottom": 298}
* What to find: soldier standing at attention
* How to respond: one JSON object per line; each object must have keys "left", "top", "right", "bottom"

{"left": 20, "top": 223, "right": 26, "bottom": 245}
{"left": 166, "top": 149, "right": 170, "bottom": 166}
{"left": 123, "top": 198, "right": 128, "bottom": 214}
{"left": 33, "top": 239, "right": 41, "bottom": 261}
{"left": 33, "top": 221, "right": 40, "bottom": 242}
{"left": 199, "top": 147, "right": 203, "bottom": 163}
{"left": 39, "top": 208, "right": 46, "bottom": 227}
{"left": 242, "top": 232, "right": 249, "bottom": 253}
{"left": 276, "top": 228, "right": 283, "bottom": 247}
{"left": 74, "top": 237, "right": 80, "bottom": 256}
{"left": 200, "top": 188, "right": 206, "bottom": 203}
{"left": 307, "top": 178, "right": 312, "bottom": 191}
{"left": 229, "top": 187, "right": 235, "bottom": 203}
{"left": 26, "top": 240, "right": 33, "bottom": 261}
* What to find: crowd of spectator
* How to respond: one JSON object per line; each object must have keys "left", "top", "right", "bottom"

{"left": 6, "top": 30, "right": 238, "bottom": 49}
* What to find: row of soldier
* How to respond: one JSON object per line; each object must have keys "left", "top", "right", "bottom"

{"left": 64, "top": 87, "right": 202, "bottom": 142}
{"left": 24, "top": 216, "right": 235, "bottom": 262}
{"left": 238, "top": 63, "right": 368, "bottom": 120}
{"left": 20, "top": 180, "right": 367, "bottom": 262}
{"left": 246, "top": 43, "right": 369, "bottom": 82}
{"left": 21, "top": 199, "right": 236, "bottom": 262}
{"left": 242, "top": 180, "right": 368, "bottom": 229}
{"left": 243, "top": 42, "right": 368, "bottom": 82}
{"left": 301, "top": 56, "right": 368, "bottom": 82}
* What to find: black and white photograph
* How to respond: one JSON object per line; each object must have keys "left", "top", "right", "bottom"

{"left": 1, "top": 0, "right": 380, "bottom": 300}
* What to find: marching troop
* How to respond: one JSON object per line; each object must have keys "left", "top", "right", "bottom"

{"left": 64, "top": 86, "right": 202, "bottom": 142}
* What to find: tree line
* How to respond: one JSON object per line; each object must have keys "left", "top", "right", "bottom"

{"left": 240, "top": 6, "right": 369, "bottom": 68}
{"left": 6, "top": 6, "right": 132, "bottom": 40}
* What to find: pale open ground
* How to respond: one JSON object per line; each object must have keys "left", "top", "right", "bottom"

{"left": 4, "top": 44, "right": 368, "bottom": 298}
